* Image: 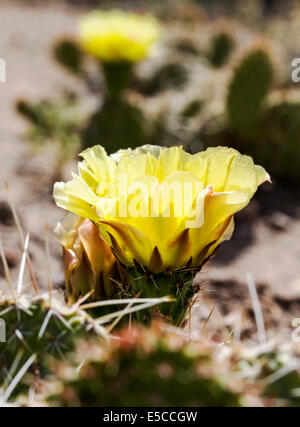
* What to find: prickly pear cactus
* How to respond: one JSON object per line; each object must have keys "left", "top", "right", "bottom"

{"left": 81, "top": 99, "right": 151, "bottom": 153}
{"left": 46, "top": 323, "right": 245, "bottom": 407}
{"left": 0, "top": 293, "right": 88, "bottom": 399}
{"left": 53, "top": 38, "right": 84, "bottom": 76}
{"left": 235, "top": 341, "right": 300, "bottom": 407}
{"left": 135, "top": 63, "right": 189, "bottom": 96}
{"left": 254, "top": 98, "right": 300, "bottom": 181}
{"left": 117, "top": 263, "right": 197, "bottom": 326}
{"left": 226, "top": 48, "right": 273, "bottom": 137}
{"left": 203, "top": 86, "right": 300, "bottom": 182}
{"left": 210, "top": 95, "right": 300, "bottom": 182}
{"left": 16, "top": 97, "right": 80, "bottom": 144}
{"left": 16, "top": 97, "right": 81, "bottom": 174}
{"left": 207, "top": 32, "right": 235, "bottom": 68}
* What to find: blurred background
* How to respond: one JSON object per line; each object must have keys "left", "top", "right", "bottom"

{"left": 1, "top": 0, "right": 300, "bottom": 340}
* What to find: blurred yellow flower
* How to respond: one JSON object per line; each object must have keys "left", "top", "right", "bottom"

{"left": 54, "top": 213, "right": 116, "bottom": 302}
{"left": 54, "top": 145, "right": 269, "bottom": 274}
{"left": 79, "top": 10, "right": 160, "bottom": 63}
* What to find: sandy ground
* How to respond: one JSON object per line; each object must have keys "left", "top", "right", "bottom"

{"left": 0, "top": 3, "right": 300, "bottom": 335}
{"left": 0, "top": 3, "right": 84, "bottom": 286}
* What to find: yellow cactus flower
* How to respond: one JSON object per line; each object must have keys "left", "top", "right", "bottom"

{"left": 79, "top": 10, "right": 160, "bottom": 63}
{"left": 54, "top": 213, "right": 117, "bottom": 302}
{"left": 54, "top": 145, "right": 269, "bottom": 276}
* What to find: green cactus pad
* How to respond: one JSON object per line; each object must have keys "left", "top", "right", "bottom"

{"left": 226, "top": 48, "right": 273, "bottom": 137}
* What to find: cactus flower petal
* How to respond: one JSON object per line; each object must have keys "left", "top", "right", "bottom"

{"left": 54, "top": 213, "right": 116, "bottom": 301}
{"left": 79, "top": 10, "right": 160, "bottom": 63}
{"left": 54, "top": 145, "right": 269, "bottom": 274}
